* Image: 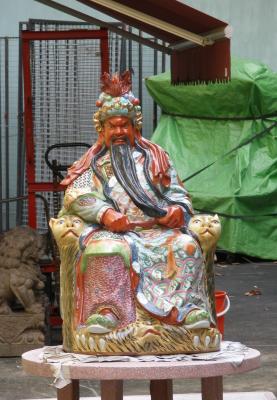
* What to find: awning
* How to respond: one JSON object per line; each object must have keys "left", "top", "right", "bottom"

{"left": 34, "top": 0, "right": 232, "bottom": 83}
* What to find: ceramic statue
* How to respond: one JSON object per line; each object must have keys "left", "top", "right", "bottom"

{"left": 50, "top": 71, "right": 221, "bottom": 355}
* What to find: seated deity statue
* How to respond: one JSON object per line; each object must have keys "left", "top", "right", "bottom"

{"left": 50, "top": 71, "right": 221, "bottom": 355}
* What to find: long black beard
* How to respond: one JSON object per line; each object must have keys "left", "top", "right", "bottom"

{"left": 110, "top": 140, "right": 166, "bottom": 218}
{"left": 134, "top": 140, "right": 193, "bottom": 217}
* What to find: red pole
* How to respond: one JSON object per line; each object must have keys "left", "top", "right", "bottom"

{"left": 21, "top": 29, "right": 109, "bottom": 41}
{"left": 100, "top": 28, "right": 109, "bottom": 74}
{"left": 22, "top": 37, "right": 37, "bottom": 228}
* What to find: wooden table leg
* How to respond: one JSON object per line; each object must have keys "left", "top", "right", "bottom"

{"left": 57, "top": 379, "right": 80, "bottom": 400}
{"left": 101, "top": 380, "right": 123, "bottom": 400}
{"left": 201, "top": 376, "right": 223, "bottom": 400}
{"left": 150, "top": 379, "right": 173, "bottom": 400}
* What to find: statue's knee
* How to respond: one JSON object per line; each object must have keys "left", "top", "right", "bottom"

{"left": 83, "top": 238, "right": 131, "bottom": 268}
{"left": 177, "top": 235, "right": 201, "bottom": 258}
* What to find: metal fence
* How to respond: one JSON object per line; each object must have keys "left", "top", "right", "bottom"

{"left": 0, "top": 20, "right": 170, "bottom": 232}
{"left": 0, "top": 37, "right": 22, "bottom": 232}
{"left": 26, "top": 19, "right": 169, "bottom": 138}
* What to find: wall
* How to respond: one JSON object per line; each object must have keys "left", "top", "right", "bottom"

{"left": 183, "top": 0, "right": 277, "bottom": 71}
{"left": 0, "top": 0, "right": 111, "bottom": 36}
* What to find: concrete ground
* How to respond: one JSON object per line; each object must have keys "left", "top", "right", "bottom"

{"left": 0, "top": 261, "right": 276, "bottom": 400}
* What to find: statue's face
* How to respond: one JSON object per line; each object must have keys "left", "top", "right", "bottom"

{"left": 49, "top": 215, "right": 85, "bottom": 245}
{"left": 103, "top": 116, "right": 135, "bottom": 147}
{"left": 188, "top": 214, "right": 221, "bottom": 250}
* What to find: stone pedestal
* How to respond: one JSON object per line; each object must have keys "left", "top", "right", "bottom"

{"left": 22, "top": 345, "right": 261, "bottom": 400}
{"left": 0, "top": 312, "right": 45, "bottom": 356}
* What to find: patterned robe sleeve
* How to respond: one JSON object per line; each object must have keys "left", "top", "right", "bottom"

{"left": 59, "top": 168, "right": 112, "bottom": 223}
{"left": 163, "top": 161, "right": 194, "bottom": 225}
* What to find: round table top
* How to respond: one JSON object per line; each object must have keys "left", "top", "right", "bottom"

{"left": 22, "top": 346, "right": 261, "bottom": 381}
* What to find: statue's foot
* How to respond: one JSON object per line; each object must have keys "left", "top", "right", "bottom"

{"left": 184, "top": 309, "right": 210, "bottom": 329}
{"left": 86, "top": 311, "right": 119, "bottom": 334}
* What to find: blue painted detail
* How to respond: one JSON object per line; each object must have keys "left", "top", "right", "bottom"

{"left": 79, "top": 224, "right": 100, "bottom": 250}
{"left": 124, "top": 232, "right": 139, "bottom": 262}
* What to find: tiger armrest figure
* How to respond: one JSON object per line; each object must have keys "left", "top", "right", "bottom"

{"left": 188, "top": 214, "right": 222, "bottom": 324}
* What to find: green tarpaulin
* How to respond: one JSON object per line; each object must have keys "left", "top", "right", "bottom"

{"left": 145, "top": 59, "right": 277, "bottom": 259}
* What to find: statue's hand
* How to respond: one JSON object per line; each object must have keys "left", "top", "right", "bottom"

{"left": 157, "top": 205, "right": 184, "bottom": 229}
{"left": 101, "top": 209, "right": 130, "bottom": 232}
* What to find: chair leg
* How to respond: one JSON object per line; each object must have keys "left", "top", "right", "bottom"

{"left": 101, "top": 380, "right": 123, "bottom": 400}
{"left": 150, "top": 379, "right": 173, "bottom": 400}
{"left": 57, "top": 379, "right": 80, "bottom": 400}
{"left": 201, "top": 376, "right": 223, "bottom": 400}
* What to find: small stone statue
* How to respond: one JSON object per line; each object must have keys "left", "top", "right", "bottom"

{"left": 0, "top": 226, "right": 46, "bottom": 356}
{"left": 50, "top": 71, "right": 221, "bottom": 355}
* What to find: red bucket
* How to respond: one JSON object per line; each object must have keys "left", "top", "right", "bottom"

{"left": 215, "top": 290, "right": 230, "bottom": 337}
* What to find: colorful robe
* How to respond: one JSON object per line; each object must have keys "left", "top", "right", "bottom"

{"left": 61, "top": 149, "right": 211, "bottom": 327}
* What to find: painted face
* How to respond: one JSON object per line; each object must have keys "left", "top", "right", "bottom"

{"left": 188, "top": 214, "right": 221, "bottom": 251}
{"left": 102, "top": 116, "right": 135, "bottom": 147}
{"left": 49, "top": 215, "right": 85, "bottom": 245}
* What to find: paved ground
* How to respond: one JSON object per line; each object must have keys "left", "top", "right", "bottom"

{"left": 0, "top": 261, "right": 276, "bottom": 400}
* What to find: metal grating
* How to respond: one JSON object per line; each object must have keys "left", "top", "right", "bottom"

{"left": 31, "top": 37, "right": 102, "bottom": 181}
{"left": 27, "top": 20, "right": 170, "bottom": 138}
{"left": 0, "top": 37, "right": 21, "bottom": 232}
{"left": 19, "top": 23, "right": 109, "bottom": 230}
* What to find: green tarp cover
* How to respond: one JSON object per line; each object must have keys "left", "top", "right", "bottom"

{"left": 145, "top": 59, "right": 277, "bottom": 259}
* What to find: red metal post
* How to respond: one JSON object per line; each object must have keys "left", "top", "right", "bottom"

{"left": 100, "top": 28, "right": 109, "bottom": 74}
{"left": 28, "top": 182, "right": 64, "bottom": 193}
{"left": 21, "top": 29, "right": 109, "bottom": 41}
{"left": 22, "top": 37, "right": 37, "bottom": 228}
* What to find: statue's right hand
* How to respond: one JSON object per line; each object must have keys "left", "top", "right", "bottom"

{"left": 101, "top": 209, "right": 130, "bottom": 232}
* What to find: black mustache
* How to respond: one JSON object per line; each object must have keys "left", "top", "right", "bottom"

{"left": 110, "top": 141, "right": 166, "bottom": 218}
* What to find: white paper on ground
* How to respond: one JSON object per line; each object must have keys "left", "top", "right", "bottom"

{"left": 23, "top": 392, "right": 277, "bottom": 400}
{"left": 40, "top": 341, "right": 249, "bottom": 389}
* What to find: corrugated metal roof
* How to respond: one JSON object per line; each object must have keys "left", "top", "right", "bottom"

{"left": 77, "top": 0, "right": 228, "bottom": 43}
{"left": 76, "top": 0, "right": 231, "bottom": 83}
{"left": 34, "top": 0, "right": 232, "bottom": 83}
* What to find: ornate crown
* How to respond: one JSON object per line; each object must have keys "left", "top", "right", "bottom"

{"left": 100, "top": 70, "right": 132, "bottom": 97}
{"left": 93, "top": 71, "right": 142, "bottom": 133}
